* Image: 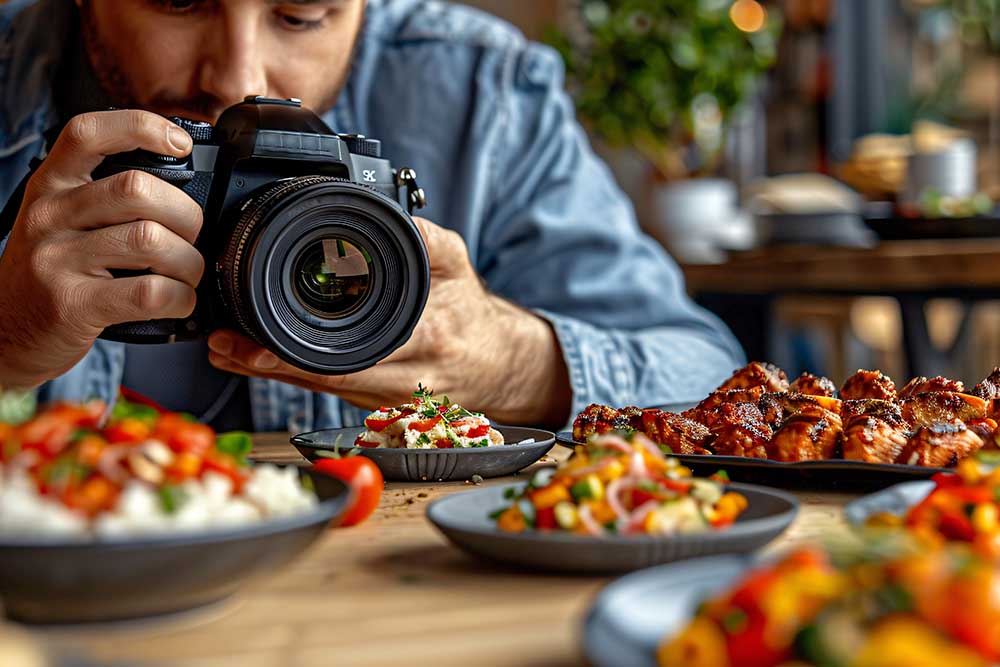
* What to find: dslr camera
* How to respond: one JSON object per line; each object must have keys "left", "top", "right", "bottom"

{"left": 6, "top": 96, "right": 430, "bottom": 374}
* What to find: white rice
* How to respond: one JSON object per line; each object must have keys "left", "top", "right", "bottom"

{"left": 0, "top": 462, "right": 318, "bottom": 540}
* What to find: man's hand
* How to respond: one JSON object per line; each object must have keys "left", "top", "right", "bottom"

{"left": 207, "top": 218, "right": 572, "bottom": 428}
{"left": 0, "top": 110, "right": 205, "bottom": 389}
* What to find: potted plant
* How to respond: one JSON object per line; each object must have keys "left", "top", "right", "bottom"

{"left": 546, "top": 0, "right": 782, "bottom": 260}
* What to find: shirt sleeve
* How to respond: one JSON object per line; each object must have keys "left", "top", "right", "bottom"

{"left": 476, "top": 42, "right": 745, "bottom": 420}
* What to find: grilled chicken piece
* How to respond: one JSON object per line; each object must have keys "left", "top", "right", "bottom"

{"left": 899, "top": 392, "right": 987, "bottom": 429}
{"left": 716, "top": 362, "right": 789, "bottom": 393}
{"left": 758, "top": 392, "right": 842, "bottom": 429}
{"left": 842, "top": 414, "right": 909, "bottom": 463}
{"left": 572, "top": 404, "right": 643, "bottom": 441}
{"left": 966, "top": 417, "right": 998, "bottom": 446}
{"left": 971, "top": 368, "right": 1000, "bottom": 400}
{"left": 840, "top": 399, "right": 905, "bottom": 425}
{"left": 789, "top": 372, "right": 837, "bottom": 398}
{"left": 767, "top": 405, "right": 843, "bottom": 462}
{"left": 682, "top": 387, "right": 765, "bottom": 427}
{"left": 706, "top": 402, "right": 772, "bottom": 458}
{"left": 898, "top": 376, "right": 965, "bottom": 397}
{"left": 971, "top": 369, "right": 1000, "bottom": 422}
{"left": 639, "top": 410, "right": 713, "bottom": 455}
{"left": 840, "top": 369, "right": 897, "bottom": 402}
{"left": 896, "top": 420, "right": 984, "bottom": 467}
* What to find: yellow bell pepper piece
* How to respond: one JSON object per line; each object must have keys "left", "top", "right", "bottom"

{"left": 497, "top": 506, "right": 526, "bottom": 533}
{"left": 972, "top": 503, "right": 999, "bottom": 534}
{"left": 657, "top": 616, "right": 730, "bottom": 667}
{"left": 530, "top": 483, "right": 571, "bottom": 510}
{"left": 851, "top": 615, "right": 988, "bottom": 667}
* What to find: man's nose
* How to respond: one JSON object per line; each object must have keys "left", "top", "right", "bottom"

{"left": 197, "top": 12, "right": 268, "bottom": 107}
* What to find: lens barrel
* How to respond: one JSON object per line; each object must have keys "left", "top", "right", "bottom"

{"left": 219, "top": 176, "right": 429, "bottom": 374}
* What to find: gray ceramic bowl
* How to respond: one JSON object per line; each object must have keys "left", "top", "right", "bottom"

{"left": 583, "top": 554, "right": 748, "bottom": 666}
{"left": 291, "top": 426, "right": 555, "bottom": 482}
{"left": 842, "top": 480, "right": 934, "bottom": 529}
{"left": 426, "top": 482, "right": 797, "bottom": 574}
{"left": 0, "top": 469, "right": 349, "bottom": 624}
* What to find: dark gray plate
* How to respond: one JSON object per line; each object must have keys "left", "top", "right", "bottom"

{"left": 0, "top": 469, "right": 349, "bottom": 624}
{"left": 426, "top": 482, "right": 797, "bottom": 574}
{"left": 556, "top": 432, "right": 949, "bottom": 491}
{"left": 291, "top": 426, "right": 555, "bottom": 482}
{"left": 582, "top": 555, "right": 748, "bottom": 666}
{"left": 843, "top": 480, "right": 934, "bottom": 528}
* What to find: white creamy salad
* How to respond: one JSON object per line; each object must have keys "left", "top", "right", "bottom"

{"left": 355, "top": 386, "right": 504, "bottom": 449}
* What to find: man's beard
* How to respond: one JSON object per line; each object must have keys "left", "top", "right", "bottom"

{"left": 79, "top": 0, "right": 229, "bottom": 119}
{"left": 78, "top": 0, "right": 352, "bottom": 122}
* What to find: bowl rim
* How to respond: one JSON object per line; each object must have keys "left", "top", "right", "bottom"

{"left": 292, "top": 425, "right": 556, "bottom": 455}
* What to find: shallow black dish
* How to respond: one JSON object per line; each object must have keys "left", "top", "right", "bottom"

{"left": 864, "top": 204, "right": 1000, "bottom": 240}
{"left": 292, "top": 426, "right": 555, "bottom": 482}
{"left": 555, "top": 431, "right": 948, "bottom": 491}
{"left": 0, "top": 469, "right": 348, "bottom": 624}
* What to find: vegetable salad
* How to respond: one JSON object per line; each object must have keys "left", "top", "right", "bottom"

{"left": 866, "top": 455, "right": 1000, "bottom": 556}
{"left": 659, "top": 543, "right": 1000, "bottom": 667}
{"left": 0, "top": 397, "right": 316, "bottom": 537}
{"left": 493, "top": 432, "right": 746, "bottom": 536}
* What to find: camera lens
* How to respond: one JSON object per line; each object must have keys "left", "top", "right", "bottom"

{"left": 291, "top": 238, "right": 372, "bottom": 318}
{"left": 219, "top": 176, "right": 429, "bottom": 374}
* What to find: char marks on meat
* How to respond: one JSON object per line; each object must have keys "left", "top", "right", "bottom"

{"left": 767, "top": 405, "right": 843, "bottom": 461}
{"left": 896, "top": 419, "right": 985, "bottom": 467}
{"left": 899, "top": 391, "right": 986, "bottom": 429}
{"left": 898, "top": 375, "right": 965, "bottom": 397}
{"left": 842, "top": 415, "right": 909, "bottom": 464}
{"left": 716, "top": 362, "right": 789, "bottom": 393}
{"left": 789, "top": 372, "right": 837, "bottom": 397}
{"left": 840, "top": 369, "right": 898, "bottom": 402}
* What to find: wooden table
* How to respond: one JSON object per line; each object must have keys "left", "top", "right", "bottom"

{"left": 34, "top": 434, "right": 858, "bottom": 667}
{"left": 681, "top": 239, "right": 1000, "bottom": 379}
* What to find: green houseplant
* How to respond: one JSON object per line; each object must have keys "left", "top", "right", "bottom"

{"left": 546, "top": 0, "right": 782, "bottom": 180}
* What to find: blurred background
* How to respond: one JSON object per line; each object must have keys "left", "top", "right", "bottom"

{"left": 459, "top": 0, "right": 1000, "bottom": 386}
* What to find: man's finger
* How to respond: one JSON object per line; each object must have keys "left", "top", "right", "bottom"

{"left": 32, "top": 110, "right": 193, "bottom": 193}
{"left": 78, "top": 220, "right": 205, "bottom": 288}
{"left": 51, "top": 169, "right": 204, "bottom": 243}
{"left": 83, "top": 274, "right": 197, "bottom": 329}
{"left": 412, "top": 216, "right": 471, "bottom": 276}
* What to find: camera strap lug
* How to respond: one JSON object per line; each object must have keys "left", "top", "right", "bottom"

{"left": 395, "top": 167, "right": 426, "bottom": 214}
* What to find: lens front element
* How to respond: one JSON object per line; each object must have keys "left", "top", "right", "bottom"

{"left": 293, "top": 239, "right": 372, "bottom": 318}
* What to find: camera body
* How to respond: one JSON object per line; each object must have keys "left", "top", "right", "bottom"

{"left": 88, "top": 96, "right": 430, "bottom": 374}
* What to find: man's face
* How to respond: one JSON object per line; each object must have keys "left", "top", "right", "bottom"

{"left": 79, "top": 0, "right": 364, "bottom": 123}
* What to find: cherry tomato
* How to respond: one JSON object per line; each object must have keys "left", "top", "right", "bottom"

{"left": 434, "top": 438, "right": 454, "bottom": 449}
{"left": 313, "top": 454, "right": 384, "bottom": 527}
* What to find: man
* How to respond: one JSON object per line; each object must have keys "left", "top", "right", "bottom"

{"left": 0, "top": 0, "right": 743, "bottom": 432}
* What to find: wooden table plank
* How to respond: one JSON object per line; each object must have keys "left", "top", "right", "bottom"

{"left": 33, "top": 434, "right": 856, "bottom": 667}
{"left": 682, "top": 239, "right": 1000, "bottom": 294}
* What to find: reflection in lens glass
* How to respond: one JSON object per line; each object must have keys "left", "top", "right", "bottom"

{"left": 293, "top": 238, "right": 372, "bottom": 318}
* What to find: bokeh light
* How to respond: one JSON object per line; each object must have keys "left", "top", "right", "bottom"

{"left": 729, "top": 0, "right": 767, "bottom": 33}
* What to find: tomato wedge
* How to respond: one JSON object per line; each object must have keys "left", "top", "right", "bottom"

{"left": 407, "top": 415, "right": 442, "bottom": 432}
{"left": 364, "top": 409, "right": 413, "bottom": 432}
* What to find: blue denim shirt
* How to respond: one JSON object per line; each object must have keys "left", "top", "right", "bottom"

{"left": 0, "top": 0, "right": 744, "bottom": 431}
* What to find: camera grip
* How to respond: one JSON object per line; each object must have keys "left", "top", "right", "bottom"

{"left": 102, "top": 320, "right": 181, "bottom": 344}
{"left": 91, "top": 158, "right": 213, "bottom": 211}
